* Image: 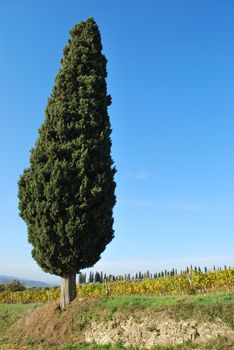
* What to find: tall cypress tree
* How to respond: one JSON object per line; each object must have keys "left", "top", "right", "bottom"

{"left": 18, "top": 18, "right": 116, "bottom": 308}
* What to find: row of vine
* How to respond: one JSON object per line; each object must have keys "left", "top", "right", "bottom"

{"left": 0, "top": 269, "right": 233, "bottom": 303}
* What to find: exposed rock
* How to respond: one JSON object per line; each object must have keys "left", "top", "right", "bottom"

{"left": 85, "top": 313, "right": 234, "bottom": 349}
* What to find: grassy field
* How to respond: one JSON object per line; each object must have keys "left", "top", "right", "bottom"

{"left": 0, "top": 293, "right": 233, "bottom": 350}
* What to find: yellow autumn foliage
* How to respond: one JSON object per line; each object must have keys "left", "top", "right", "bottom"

{"left": 0, "top": 269, "right": 233, "bottom": 303}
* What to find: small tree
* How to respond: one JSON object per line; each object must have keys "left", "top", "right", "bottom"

{"left": 6, "top": 280, "right": 25, "bottom": 292}
{"left": 18, "top": 18, "right": 116, "bottom": 309}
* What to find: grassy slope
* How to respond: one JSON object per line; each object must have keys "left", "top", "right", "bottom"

{"left": 79, "top": 293, "right": 234, "bottom": 329}
{"left": 0, "top": 293, "right": 233, "bottom": 350}
{"left": 0, "top": 303, "right": 42, "bottom": 334}
{"left": 0, "top": 304, "right": 42, "bottom": 350}
{"left": 100, "top": 292, "right": 234, "bottom": 308}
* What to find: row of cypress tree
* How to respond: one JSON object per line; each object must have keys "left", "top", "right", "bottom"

{"left": 78, "top": 265, "right": 231, "bottom": 284}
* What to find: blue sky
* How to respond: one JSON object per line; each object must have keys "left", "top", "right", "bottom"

{"left": 0, "top": 0, "right": 233, "bottom": 283}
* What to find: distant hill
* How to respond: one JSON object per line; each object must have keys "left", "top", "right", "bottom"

{"left": 0, "top": 275, "right": 57, "bottom": 287}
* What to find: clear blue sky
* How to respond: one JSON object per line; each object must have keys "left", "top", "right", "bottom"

{"left": 0, "top": 0, "right": 233, "bottom": 283}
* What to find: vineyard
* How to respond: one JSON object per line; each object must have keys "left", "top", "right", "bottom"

{"left": 0, "top": 268, "right": 233, "bottom": 304}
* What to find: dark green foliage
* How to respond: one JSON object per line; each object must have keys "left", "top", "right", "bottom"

{"left": 18, "top": 18, "right": 116, "bottom": 277}
{"left": 0, "top": 280, "right": 26, "bottom": 292}
{"left": 5, "top": 280, "right": 25, "bottom": 292}
{"left": 79, "top": 273, "right": 87, "bottom": 284}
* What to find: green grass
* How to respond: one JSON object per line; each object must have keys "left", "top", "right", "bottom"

{"left": 92, "top": 292, "right": 234, "bottom": 313}
{"left": 52, "top": 336, "right": 234, "bottom": 350}
{"left": 100, "top": 295, "right": 181, "bottom": 309}
{"left": 54, "top": 344, "right": 129, "bottom": 350}
{"left": 170, "top": 293, "right": 234, "bottom": 329}
{"left": 0, "top": 338, "right": 233, "bottom": 350}
{"left": 173, "top": 302, "right": 234, "bottom": 329}
{"left": 0, "top": 303, "right": 42, "bottom": 334}
{"left": 0, "top": 302, "right": 42, "bottom": 350}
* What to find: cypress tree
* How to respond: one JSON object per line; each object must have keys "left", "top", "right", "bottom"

{"left": 94, "top": 272, "right": 99, "bottom": 283}
{"left": 88, "top": 272, "right": 94, "bottom": 283}
{"left": 18, "top": 18, "right": 116, "bottom": 309}
{"left": 100, "top": 271, "right": 103, "bottom": 283}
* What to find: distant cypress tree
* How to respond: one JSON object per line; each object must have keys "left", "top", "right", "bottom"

{"left": 100, "top": 271, "right": 103, "bottom": 283}
{"left": 95, "top": 272, "right": 101, "bottom": 283}
{"left": 18, "top": 18, "right": 116, "bottom": 309}
{"left": 89, "top": 272, "right": 94, "bottom": 283}
{"left": 78, "top": 273, "right": 83, "bottom": 284}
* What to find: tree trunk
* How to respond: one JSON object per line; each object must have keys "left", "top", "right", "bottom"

{"left": 60, "top": 273, "right": 77, "bottom": 309}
